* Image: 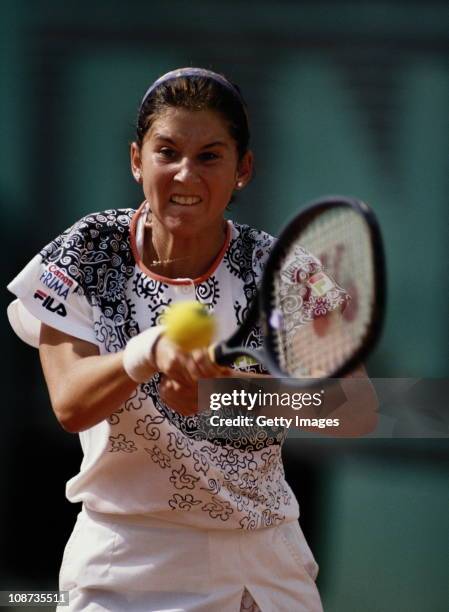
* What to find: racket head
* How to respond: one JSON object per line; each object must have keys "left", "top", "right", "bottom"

{"left": 260, "top": 196, "right": 386, "bottom": 379}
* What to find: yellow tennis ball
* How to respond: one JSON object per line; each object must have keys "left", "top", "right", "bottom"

{"left": 163, "top": 301, "right": 216, "bottom": 351}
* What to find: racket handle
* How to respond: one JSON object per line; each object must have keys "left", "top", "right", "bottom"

{"left": 208, "top": 342, "right": 230, "bottom": 366}
{"left": 208, "top": 344, "right": 216, "bottom": 363}
{"left": 209, "top": 342, "right": 264, "bottom": 368}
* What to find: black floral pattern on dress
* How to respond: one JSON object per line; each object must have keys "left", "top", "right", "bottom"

{"left": 145, "top": 445, "right": 171, "bottom": 468}
{"left": 195, "top": 276, "right": 220, "bottom": 308}
{"left": 133, "top": 274, "right": 171, "bottom": 326}
{"left": 169, "top": 465, "right": 200, "bottom": 490}
{"left": 38, "top": 210, "right": 297, "bottom": 528}
{"left": 108, "top": 434, "right": 137, "bottom": 453}
{"left": 40, "top": 209, "right": 138, "bottom": 350}
{"left": 168, "top": 494, "right": 202, "bottom": 511}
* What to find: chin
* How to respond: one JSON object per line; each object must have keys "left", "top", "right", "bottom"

{"left": 165, "top": 217, "right": 204, "bottom": 237}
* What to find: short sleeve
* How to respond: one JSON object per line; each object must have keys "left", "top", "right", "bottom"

{"left": 251, "top": 230, "right": 276, "bottom": 284}
{"left": 279, "top": 245, "right": 350, "bottom": 327}
{"left": 227, "top": 224, "right": 276, "bottom": 375}
{"left": 7, "top": 219, "right": 98, "bottom": 348}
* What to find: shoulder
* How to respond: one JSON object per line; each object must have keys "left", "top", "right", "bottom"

{"left": 72, "top": 208, "right": 134, "bottom": 234}
{"left": 40, "top": 208, "right": 134, "bottom": 260}
{"left": 230, "top": 221, "right": 275, "bottom": 248}
{"left": 227, "top": 221, "right": 274, "bottom": 269}
{"left": 39, "top": 208, "right": 136, "bottom": 290}
{"left": 41, "top": 209, "right": 134, "bottom": 256}
{"left": 228, "top": 221, "right": 275, "bottom": 259}
{"left": 221, "top": 221, "right": 275, "bottom": 285}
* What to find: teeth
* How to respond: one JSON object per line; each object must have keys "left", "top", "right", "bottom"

{"left": 170, "top": 195, "right": 201, "bottom": 205}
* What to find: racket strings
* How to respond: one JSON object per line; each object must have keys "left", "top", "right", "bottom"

{"left": 271, "top": 208, "right": 375, "bottom": 377}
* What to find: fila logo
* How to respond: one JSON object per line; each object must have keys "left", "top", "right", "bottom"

{"left": 34, "top": 289, "right": 67, "bottom": 317}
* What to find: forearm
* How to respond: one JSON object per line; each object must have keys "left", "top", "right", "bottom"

{"left": 297, "top": 367, "right": 378, "bottom": 436}
{"left": 255, "top": 366, "right": 377, "bottom": 436}
{"left": 39, "top": 324, "right": 167, "bottom": 433}
{"left": 39, "top": 322, "right": 233, "bottom": 432}
{"left": 47, "top": 351, "right": 140, "bottom": 433}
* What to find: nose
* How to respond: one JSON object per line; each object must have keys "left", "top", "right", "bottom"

{"left": 173, "top": 158, "right": 201, "bottom": 184}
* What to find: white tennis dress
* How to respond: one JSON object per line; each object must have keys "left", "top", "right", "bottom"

{"left": 7, "top": 202, "right": 328, "bottom": 611}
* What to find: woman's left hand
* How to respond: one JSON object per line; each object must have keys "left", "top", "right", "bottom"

{"left": 158, "top": 375, "right": 199, "bottom": 416}
{"left": 158, "top": 348, "right": 232, "bottom": 415}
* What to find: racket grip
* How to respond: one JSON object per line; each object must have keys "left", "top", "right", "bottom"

{"left": 208, "top": 344, "right": 217, "bottom": 363}
{"left": 208, "top": 342, "right": 232, "bottom": 366}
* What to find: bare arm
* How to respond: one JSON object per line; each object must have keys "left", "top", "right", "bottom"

{"left": 298, "top": 364, "right": 379, "bottom": 436}
{"left": 39, "top": 323, "right": 230, "bottom": 432}
{"left": 39, "top": 323, "right": 138, "bottom": 433}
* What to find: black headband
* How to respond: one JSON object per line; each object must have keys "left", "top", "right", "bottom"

{"left": 139, "top": 67, "right": 245, "bottom": 111}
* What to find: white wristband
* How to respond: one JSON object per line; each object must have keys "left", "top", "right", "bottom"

{"left": 122, "top": 325, "right": 165, "bottom": 383}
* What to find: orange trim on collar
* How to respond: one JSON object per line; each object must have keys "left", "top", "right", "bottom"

{"left": 129, "top": 202, "right": 232, "bottom": 286}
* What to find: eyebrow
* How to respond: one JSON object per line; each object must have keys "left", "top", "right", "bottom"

{"left": 202, "top": 141, "right": 228, "bottom": 149}
{"left": 153, "top": 134, "right": 229, "bottom": 149}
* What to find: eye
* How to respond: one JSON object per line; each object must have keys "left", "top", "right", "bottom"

{"left": 157, "top": 147, "right": 177, "bottom": 160}
{"left": 198, "top": 151, "right": 220, "bottom": 162}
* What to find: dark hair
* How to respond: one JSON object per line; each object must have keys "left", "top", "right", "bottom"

{"left": 135, "top": 72, "right": 250, "bottom": 160}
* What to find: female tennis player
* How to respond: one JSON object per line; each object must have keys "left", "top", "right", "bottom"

{"left": 5, "top": 67, "right": 356, "bottom": 611}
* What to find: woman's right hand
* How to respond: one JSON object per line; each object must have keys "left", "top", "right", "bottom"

{"left": 154, "top": 335, "right": 232, "bottom": 414}
{"left": 153, "top": 335, "right": 231, "bottom": 383}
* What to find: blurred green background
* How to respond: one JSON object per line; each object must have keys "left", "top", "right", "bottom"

{"left": 1, "top": 1, "right": 448, "bottom": 611}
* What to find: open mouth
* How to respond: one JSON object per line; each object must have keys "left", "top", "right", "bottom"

{"left": 170, "top": 195, "right": 202, "bottom": 206}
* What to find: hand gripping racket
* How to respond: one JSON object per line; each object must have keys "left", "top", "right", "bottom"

{"left": 210, "top": 196, "right": 386, "bottom": 381}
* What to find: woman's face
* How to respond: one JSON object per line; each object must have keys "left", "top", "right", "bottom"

{"left": 131, "top": 107, "right": 252, "bottom": 237}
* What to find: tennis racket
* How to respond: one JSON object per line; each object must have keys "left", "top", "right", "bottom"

{"left": 210, "top": 195, "right": 386, "bottom": 382}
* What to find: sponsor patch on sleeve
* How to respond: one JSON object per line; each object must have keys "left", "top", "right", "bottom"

{"left": 39, "top": 263, "right": 78, "bottom": 301}
{"left": 33, "top": 289, "right": 67, "bottom": 317}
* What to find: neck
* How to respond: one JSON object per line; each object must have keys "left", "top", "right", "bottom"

{"left": 143, "top": 218, "right": 228, "bottom": 279}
